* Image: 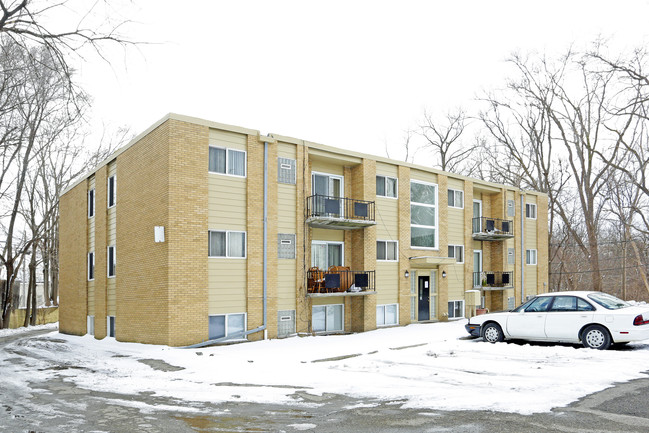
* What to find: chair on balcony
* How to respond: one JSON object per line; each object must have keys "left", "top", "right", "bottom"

{"left": 501, "top": 221, "right": 510, "bottom": 234}
{"left": 328, "top": 266, "right": 353, "bottom": 292}
{"left": 486, "top": 273, "right": 495, "bottom": 286}
{"left": 485, "top": 219, "right": 495, "bottom": 233}
{"left": 502, "top": 272, "right": 510, "bottom": 286}
{"left": 308, "top": 267, "right": 326, "bottom": 293}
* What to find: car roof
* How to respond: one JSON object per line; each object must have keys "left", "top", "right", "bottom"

{"left": 536, "top": 291, "right": 599, "bottom": 297}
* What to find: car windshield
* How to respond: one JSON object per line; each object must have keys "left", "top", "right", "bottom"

{"left": 587, "top": 293, "right": 630, "bottom": 310}
{"left": 512, "top": 298, "right": 536, "bottom": 312}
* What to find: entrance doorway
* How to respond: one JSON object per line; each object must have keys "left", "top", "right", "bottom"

{"left": 418, "top": 275, "right": 430, "bottom": 320}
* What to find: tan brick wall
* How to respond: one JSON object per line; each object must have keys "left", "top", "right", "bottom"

{"left": 116, "top": 121, "right": 171, "bottom": 345}
{"left": 94, "top": 166, "right": 108, "bottom": 339}
{"left": 59, "top": 183, "right": 88, "bottom": 336}
{"left": 167, "top": 120, "right": 209, "bottom": 346}
{"left": 397, "top": 165, "right": 412, "bottom": 324}
{"left": 295, "top": 144, "right": 309, "bottom": 333}
{"left": 464, "top": 180, "right": 474, "bottom": 296}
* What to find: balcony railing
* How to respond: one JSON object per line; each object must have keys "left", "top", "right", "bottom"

{"left": 473, "top": 271, "right": 514, "bottom": 290}
{"left": 305, "top": 195, "right": 376, "bottom": 229}
{"left": 307, "top": 267, "right": 376, "bottom": 295}
{"left": 472, "top": 217, "right": 514, "bottom": 241}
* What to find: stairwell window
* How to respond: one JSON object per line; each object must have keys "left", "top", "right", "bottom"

{"left": 88, "top": 189, "right": 95, "bottom": 218}
{"left": 209, "top": 230, "right": 246, "bottom": 258}
{"left": 526, "top": 203, "right": 537, "bottom": 219}
{"left": 209, "top": 146, "right": 246, "bottom": 177}
{"left": 107, "top": 246, "right": 116, "bottom": 277}
{"left": 526, "top": 249, "right": 537, "bottom": 265}
{"left": 107, "top": 176, "right": 116, "bottom": 208}
{"left": 376, "top": 175, "right": 398, "bottom": 198}
{"left": 87, "top": 252, "right": 95, "bottom": 281}
{"left": 410, "top": 180, "right": 438, "bottom": 249}
{"left": 448, "top": 300, "right": 465, "bottom": 319}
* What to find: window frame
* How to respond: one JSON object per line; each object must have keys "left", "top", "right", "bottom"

{"left": 525, "top": 203, "right": 537, "bottom": 219}
{"left": 311, "top": 240, "right": 344, "bottom": 269}
{"left": 87, "top": 252, "right": 95, "bottom": 281}
{"left": 526, "top": 249, "right": 538, "bottom": 265}
{"left": 107, "top": 245, "right": 116, "bottom": 278}
{"left": 376, "top": 303, "right": 399, "bottom": 327}
{"left": 448, "top": 300, "right": 465, "bottom": 319}
{"left": 107, "top": 315, "right": 115, "bottom": 338}
{"left": 447, "top": 188, "right": 464, "bottom": 209}
{"left": 107, "top": 175, "right": 116, "bottom": 208}
{"left": 376, "top": 240, "right": 399, "bottom": 262}
{"left": 208, "top": 312, "right": 247, "bottom": 340}
{"left": 208, "top": 146, "right": 247, "bottom": 178}
{"left": 88, "top": 188, "right": 95, "bottom": 218}
{"left": 447, "top": 244, "right": 464, "bottom": 264}
{"left": 410, "top": 180, "right": 438, "bottom": 250}
{"left": 209, "top": 230, "right": 247, "bottom": 259}
{"left": 312, "top": 304, "right": 344, "bottom": 333}
{"left": 376, "top": 175, "right": 398, "bottom": 199}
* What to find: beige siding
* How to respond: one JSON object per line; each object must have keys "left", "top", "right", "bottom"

{"left": 446, "top": 264, "right": 465, "bottom": 302}
{"left": 277, "top": 260, "right": 297, "bottom": 310}
{"left": 277, "top": 142, "right": 297, "bottom": 159}
{"left": 208, "top": 259, "right": 247, "bottom": 313}
{"left": 209, "top": 128, "right": 247, "bottom": 151}
{"left": 311, "top": 296, "right": 345, "bottom": 306}
{"left": 375, "top": 197, "right": 398, "bottom": 240}
{"left": 376, "top": 261, "right": 399, "bottom": 304}
{"left": 278, "top": 183, "right": 296, "bottom": 233}
{"left": 208, "top": 174, "right": 247, "bottom": 230}
{"left": 312, "top": 228, "right": 344, "bottom": 242}
{"left": 447, "top": 208, "right": 464, "bottom": 244}
{"left": 311, "top": 161, "right": 344, "bottom": 176}
{"left": 410, "top": 169, "right": 438, "bottom": 185}
{"left": 376, "top": 162, "right": 398, "bottom": 178}
{"left": 447, "top": 177, "right": 464, "bottom": 190}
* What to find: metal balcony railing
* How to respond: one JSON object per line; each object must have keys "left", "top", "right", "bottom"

{"left": 307, "top": 267, "right": 376, "bottom": 295}
{"left": 473, "top": 271, "right": 514, "bottom": 289}
{"left": 472, "top": 217, "right": 514, "bottom": 240}
{"left": 305, "top": 195, "right": 376, "bottom": 229}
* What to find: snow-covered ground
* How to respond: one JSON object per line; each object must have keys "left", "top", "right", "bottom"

{"left": 4, "top": 320, "right": 649, "bottom": 415}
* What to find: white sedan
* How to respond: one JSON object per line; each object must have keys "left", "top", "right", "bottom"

{"left": 465, "top": 291, "right": 649, "bottom": 350}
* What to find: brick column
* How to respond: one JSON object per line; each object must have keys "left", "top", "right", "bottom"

{"left": 397, "top": 165, "right": 411, "bottom": 325}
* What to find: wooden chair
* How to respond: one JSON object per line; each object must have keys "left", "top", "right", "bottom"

{"left": 308, "top": 267, "right": 325, "bottom": 293}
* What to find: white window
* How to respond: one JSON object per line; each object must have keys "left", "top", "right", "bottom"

{"left": 88, "top": 189, "right": 95, "bottom": 218}
{"left": 376, "top": 240, "right": 398, "bottom": 261}
{"left": 87, "top": 252, "right": 95, "bottom": 281}
{"left": 107, "top": 175, "right": 116, "bottom": 208}
{"left": 526, "top": 249, "right": 538, "bottom": 265}
{"left": 209, "top": 230, "right": 246, "bottom": 258}
{"left": 107, "top": 246, "right": 116, "bottom": 277}
{"left": 410, "top": 180, "right": 438, "bottom": 249}
{"left": 312, "top": 304, "right": 344, "bottom": 332}
{"left": 448, "top": 245, "right": 464, "bottom": 263}
{"left": 107, "top": 316, "right": 115, "bottom": 337}
{"left": 208, "top": 313, "right": 246, "bottom": 339}
{"left": 311, "top": 241, "right": 343, "bottom": 269}
{"left": 376, "top": 175, "right": 398, "bottom": 198}
{"left": 526, "top": 203, "right": 537, "bottom": 219}
{"left": 209, "top": 146, "right": 246, "bottom": 177}
{"left": 376, "top": 304, "right": 399, "bottom": 326}
{"left": 448, "top": 300, "right": 465, "bottom": 319}
{"left": 447, "top": 189, "right": 464, "bottom": 208}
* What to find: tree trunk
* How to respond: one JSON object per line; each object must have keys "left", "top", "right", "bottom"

{"left": 1, "top": 262, "right": 16, "bottom": 329}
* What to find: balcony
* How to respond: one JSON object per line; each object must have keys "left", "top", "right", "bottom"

{"left": 473, "top": 271, "right": 514, "bottom": 290}
{"left": 472, "top": 217, "right": 514, "bottom": 241}
{"left": 307, "top": 267, "right": 376, "bottom": 297}
{"left": 306, "top": 195, "right": 376, "bottom": 230}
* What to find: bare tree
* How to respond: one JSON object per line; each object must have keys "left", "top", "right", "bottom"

{"left": 419, "top": 108, "right": 478, "bottom": 175}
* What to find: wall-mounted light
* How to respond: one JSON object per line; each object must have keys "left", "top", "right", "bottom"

{"left": 442, "top": 271, "right": 447, "bottom": 278}
{"left": 404, "top": 270, "right": 410, "bottom": 278}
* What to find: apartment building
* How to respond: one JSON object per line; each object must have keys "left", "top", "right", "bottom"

{"left": 59, "top": 114, "right": 548, "bottom": 346}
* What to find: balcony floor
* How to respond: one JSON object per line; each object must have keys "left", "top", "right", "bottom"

{"left": 307, "top": 291, "right": 377, "bottom": 298}
{"left": 306, "top": 216, "right": 377, "bottom": 230}
{"left": 472, "top": 232, "right": 515, "bottom": 241}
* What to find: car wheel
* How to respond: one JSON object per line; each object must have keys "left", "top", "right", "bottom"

{"left": 482, "top": 323, "right": 504, "bottom": 343}
{"left": 582, "top": 325, "right": 611, "bottom": 350}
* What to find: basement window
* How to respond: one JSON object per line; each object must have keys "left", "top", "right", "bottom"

{"left": 208, "top": 313, "right": 246, "bottom": 340}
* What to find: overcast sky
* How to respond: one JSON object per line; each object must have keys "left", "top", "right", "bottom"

{"left": 75, "top": 0, "right": 649, "bottom": 161}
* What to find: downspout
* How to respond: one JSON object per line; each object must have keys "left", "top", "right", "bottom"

{"left": 183, "top": 140, "right": 269, "bottom": 349}
{"left": 520, "top": 190, "right": 525, "bottom": 303}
